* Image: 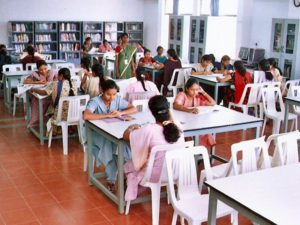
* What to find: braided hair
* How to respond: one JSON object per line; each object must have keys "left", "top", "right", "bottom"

{"left": 27, "top": 46, "right": 35, "bottom": 62}
{"left": 58, "top": 68, "right": 74, "bottom": 96}
{"left": 136, "top": 67, "right": 147, "bottom": 91}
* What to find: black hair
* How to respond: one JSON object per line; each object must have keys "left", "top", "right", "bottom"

{"left": 28, "top": 40, "right": 33, "bottom": 45}
{"left": 148, "top": 95, "right": 180, "bottom": 143}
{"left": 233, "top": 61, "right": 246, "bottom": 77}
{"left": 185, "top": 78, "right": 199, "bottom": 91}
{"left": 92, "top": 63, "right": 105, "bottom": 91}
{"left": 167, "top": 49, "right": 179, "bottom": 61}
{"left": 36, "top": 60, "right": 47, "bottom": 69}
{"left": 117, "top": 36, "right": 122, "bottom": 41}
{"left": 0, "top": 44, "right": 6, "bottom": 49}
{"left": 201, "top": 55, "right": 212, "bottom": 63}
{"left": 136, "top": 67, "right": 147, "bottom": 91}
{"left": 103, "top": 39, "right": 108, "bottom": 44}
{"left": 259, "top": 59, "right": 273, "bottom": 81}
{"left": 86, "top": 37, "right": 91, "bottom": 42}
{"left": 58, "top": 68, "right": 74, "bottom": 96}
{"left": 27, "top": 46, "right": 35, "bottom": 62}
{"left": 144, "top": 49, "right": 151, "bottom": 55}
{"left": 156, "top": 46, "right": 163, "bottom": 52}
{"left": 121, "top": 32, "right": 129, "bottom": 39}
{"left": 102, "top": 79, "right": 119, "bottom": 93}
{"left": 208, "top": 54, "right": 216, "bottom": 66}
{"left": 81, "top": 57, "right": 91, "bottom": 71}
{"left": 268, "top": 58, "right": 283, "bottom": 75}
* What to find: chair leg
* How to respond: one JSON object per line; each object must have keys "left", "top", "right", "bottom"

{"left": 180, "top": 216, "right": 184, "bottom": 225}
{"left": 48, "top": 128, "right": 53, "bottom": 148}
{"left": 125, "top": 201, "right": 131, "bottom": 215}
{"left": 150, "top": 185, "right": 161, "bottom": 225}
{"left": 166, "top": 185, "right": 170, "bottom": 204}
{"left": 259, "top": 103, "right": 264, "bottom": 119}
{"left": 261, "top": 118, "right": 267, "bottom": 136}
{"left": 273, "top": 120, "right": 281, "bottom": 134}
{"left": 171, "top": 212, "right": 178, "bottom": 225}
{"left": 77, "top": 125, "right": 81, "bottom": 143}
{"left": 199, "top": 170, "right": 206, "bottom": 192}
{"left": 231, "top": 211, "right": 239, "bottom": 225}
{"left": 13, "top": 94, "right": 17, "bottom": 116}
{"left": 61, "top": 125, "right": 68, "bottom": 155}
{"left": 83, "top": 146, "right": 88, "bottom": 172}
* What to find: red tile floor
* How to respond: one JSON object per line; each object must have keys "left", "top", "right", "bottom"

{"left": 0, "top": 98, "right": 295, "bottom": 225}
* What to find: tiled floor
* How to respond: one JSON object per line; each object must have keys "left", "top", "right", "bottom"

{"left": 0, "top": 98, "right": 292, "bottom": 225}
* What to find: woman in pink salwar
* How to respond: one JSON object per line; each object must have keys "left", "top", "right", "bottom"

{"left": 123, "top": 95, "right": 184, "bottom": 201}
{"left": 24, "top": 60, "right": 58, "bottom": 128}
{"left": 174, "top": 78, "right": 216, "bottom": 150}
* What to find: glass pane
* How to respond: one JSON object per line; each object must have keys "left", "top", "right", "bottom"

{"left": 190, "top": 47, "right": 195, "bottom": 63}
{"left": 170, "top": 44, "right": 174, "bottom": 50}
{"left": 273, "top": 23, "right": 283, "bottom": 52}
{"left": 285, "top": 23, "right": 296, "bottom": 54}
{"left": 199, "top": 20, "right": 205, "bottom": 44}
{"left": 170, "top": 19, "right": 175, "bottom": 40}
{"left": 191, "top": 20, "right": 196, "bottom": 42}
{"left": 176, "top": 45, "right": 181, "bottom": 57}
{"left": 177, "top": 19, "right": 182, "bottom": 41}
{"left": 283, "top": 59, "right": 292, "bottom": 78}
{"left": 198, "top": 48, "right": 203, "bottom": 63}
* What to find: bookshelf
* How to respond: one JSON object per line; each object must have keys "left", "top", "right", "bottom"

{"left": 8, "top": 21, "right": 34, "bottom": 53}
{"left": 124, "top": 22, "right": 143, "bottom": 45}
{"left": 104, "top": 22, "right": 124, "bottom": 49}
{"left": 58, "top": 21, "right": 81, "bottom": 64}
{"left": 34, "top": 21, "right": 58, "bottom": 59}
{"left": 82, "top": 22, "right": 104, "bottom": 48}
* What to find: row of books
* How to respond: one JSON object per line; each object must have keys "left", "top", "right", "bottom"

{"left": 59, "top": 43, "right": 80, "bottom": 51}
{"left": 11, "top": 23, "right": 32, "bottom": 32}
{"left": 35, "top": 44, "right": 53, "bottom": 51}
{"left": 126, "top": 24, "right": 142, "bottom": 31}
{"left": 62, "top": 53, "right": 80, "bottom": 59}
{"left": 105, "top": 33, "right": 117, "bottom": 42}
{"left": 35, "top": 34, "right": 55, "bottom": 42}
{"left": 12, "top": 34, "right": 31, "bottom": 42}
{"left": 84, "top": 33, "right": 102, "bottom": 42}
{"left": 60, "top": 33, "right": 78, "bottom": 41}
{"left": 36, "top": 23, "right": 55, "bottom": 31}
{"left": 60, "top": 23, "right": 78, "bottom": 31}
{"left": 83, "top": 24, "right": 102, "bottom": 31}
{"left": 13, "top": 44, "right": 26, "bottom": 53}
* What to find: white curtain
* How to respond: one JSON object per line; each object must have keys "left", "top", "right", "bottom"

{"left": 210, "top": 0, "right": 219, "bottom": 16}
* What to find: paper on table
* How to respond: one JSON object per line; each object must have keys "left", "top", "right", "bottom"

{"left": 89, "top": 47, "right": 98, "bottom": 54}
{"left": 103, "top": 115, "right": 135, "bottom": 123}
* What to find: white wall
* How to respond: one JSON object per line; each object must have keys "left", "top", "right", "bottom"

{"left": 288, "top": 0, "right": 300, "bottom": 18}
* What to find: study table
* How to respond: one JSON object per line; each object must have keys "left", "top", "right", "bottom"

{"left": 86, "top": 105, "right": 262, "bottom": 214}
{"left": 206, "top": 163, "right": 300, "bottom": 225}
{"left": 284, "top": 96, "right": 300, "bottom": 132}
{"left": 87, "top": 52, "right": 105, "bottom": 66}
{"left": 190, "top": 74, "right": 231, "bottom": 101}
{"left": 141, "top": 65, "right": 162, "bottom": 83}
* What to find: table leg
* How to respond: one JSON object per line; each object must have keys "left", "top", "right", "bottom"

{"left": 39, "top": 98, "right": 44, "bottom": 145}
{"left": 87, "top": 123, "right": 94, "bottom": 186}
{"left": 3, "top": 75, "right": 7, "bottom": 108}
{"left": 207, "top": 190, "right": 217, "bottom": 225}
{"left": 117, "top": 141, "right": 125, "bottom": 214}
{"left": 26, "top": 92, "right": 31, "bottom": 127}
{"left": 283, "top": 100, "right": 289, "bottom": 133}
{"left": 214, "top": 84, "right": 218, "bottom": 102}
{"left": 255, "top": 126, "right": 260, "bottom": 139}
{"left": 7, "top": 77, "right": 12, "bottom": 114}
{"left": 210, "top": 133, "right": 216, "bottom": 164}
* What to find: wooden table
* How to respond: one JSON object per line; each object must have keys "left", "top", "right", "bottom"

{"left": 86, "top": 105, "right": 262, "bottom": 214}
{"left": 284, "top": 96, "right": 300, "bottom": 132}
{"left": 206, "top": 163, "right": 300, "bottom": 225}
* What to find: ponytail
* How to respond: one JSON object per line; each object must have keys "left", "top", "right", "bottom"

{"left": 233, "top": 60, "right": 246, "bottom": 76}
{"left": 27, "top": 46, "right": 35, "bottom": 63}
{"left": 92, "top": 64, "right": 105, "bottom": 91}
{"left": 136, "top": 67, "right": 147, "bottom": 91}
{"left": 148, "top": 95, "right": 180, "bottom": 143}
{"left": 58, "top": 68, "right": 74, "bottom": 96}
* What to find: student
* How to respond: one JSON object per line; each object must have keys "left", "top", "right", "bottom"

{"left": 217, "top": 60, "right": 252, "bottom": 107}
{"left": 0, "top": 44, "right": 18, "bottom": 72}
{"left": 20, "top": 41, "right": 43, "bottom": 59}
{"left": 123, "top": 95, "right": 183, "bottom": 201}
{"left": 174, "top": 78, "right": 216, "bottom": 149}
{"left": 98, "top": 40, "right": 113, "bottom": 53}
{"left": 24, "top": 60, "right": 58, "bottom": 128}
{"left": 81, "top": 64, "right": 105, "bottom": 98}
{"left": 115, "top": 36, "right": 122, "bottom": 50}
{"left": 136, "top": 42, "right": 144, "bottom": 53}
{"left": 19, "top": 46, "right": 42, "bottom": 70}
{"left": 154, "top": 46, "right": 167, "bottom": 64}
{"left": 268, "top": 58, "right": 283, "bottom": 82}
{"left": 30, "top": 68, "right": 77, "bottom": 135}
{"left": 115, "top": 33, "right": 137, "bottom": 79}
{"left": 156, "top": 49, "right": 182, "bottom": 96}
{"left": 191, "top": 54, "right": 214, "bottom": 75}
{"left": 138, "top": 49, "right": 160, "bottom": 67}
{"left": 81, "top": 37, "right": 92, "bottom": 56}
{"left": 258, "top": 59, "right": 273, "bottom": 82}
{"left": 126, "top": 67, "right": 160, "bottom": 101}
{"left": 214, "top": 55, "right": 233, "bottom": 75}
{"left": 77, "top": 57, "right": 92, "bottom": 80}
{"left": 83, "top": 80, "right": 137, "bottom": 191}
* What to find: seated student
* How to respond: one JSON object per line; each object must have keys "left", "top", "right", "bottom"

{"left": 81, "top": 64, "right": 105, "bottom": 98}
{"left": 29, "top": 68, "right": 77, "bottom": 135}
{"left": 0, "top": 44, "right": 18, "bottom": 72}
{"left": 123, "top": 95, "right": 184, "bottom": 201}
{"left": 136, "top": 42, "right": 144, "bottom": 53}
{"left": 217, "top": 60, "right": 252, "bottom": 107}
{"left": 77, "top": 57, "right": 92, "bottom": 80}
{"left": 173, "top": 78, "right": 216, "bottom": 150}
{"left": 154, "top": 46, "right": 167, "bottom": 64}
{"left": 83, "top": 80, "right": 137, "bottom": 191}
{"left": 24, "top": 60, "right": 58, "bottom": 128}
{"left": 20, "top": 41, "right": 43, "bottom": 59}
{"left": 214, "top": 55, "right": 233, "bottom": 75}
{"left": 138, "top": 49, "right": 160, "bottom": 67}
{"left": 80, "top": 37, "right": 92, "bottom": 57}
{"left": 20, "top": 46, "right": 42, "bottom": 70}
{"left": 126, "top": 67, "right": 160, "bottom": 101}
{"left": 98, "top": 40, "right": 113, "bottom": 53}
{"left": 258, "top": 59, "right": 273, "bottom": 83}
{"left": 191, "top": 54, "right": 214, "bottom": 75}
{"left": 156, "top": 49, "right": 182, "bottom": 95}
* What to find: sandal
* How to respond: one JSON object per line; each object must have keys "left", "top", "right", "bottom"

{"left": 107, "top": 181, "right": 117, "bottom": 193}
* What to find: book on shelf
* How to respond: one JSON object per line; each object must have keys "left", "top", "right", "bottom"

{"left": 84, "top": 33, "right": 102, "bottom": 42}
{"left": 36, "top": 23, "right": 54, "bottom": 31}
{"left": 63, "top": 52, "right": 80, "bottom": 60}
{"left": 105, "top": 23, "right": 117, "bottom": 32}
{"left": 60, "top": 33, "right": 77, "bottom": 41}
{"left": 13, "top": 34, "right": 30, "bottom": 42}
{"left": 59, "top": 43, "right": 80, "bottom": 51}
{"left": 13, "top": 44, "right": 26, "bottom": 53}
{"left": 105, "top": 32, "right": 117, "bottom": 42}
{"left": 11, "top": 23, "right": 31, "bottom": 32}
{"left": 60, "top": 23, "right": 78, "bottom": 31}
{"left": 35, "top": 44, "right": 52, "bottom": 52}
{"left": 35, "top": 34, "right": 53, "bottom": 42}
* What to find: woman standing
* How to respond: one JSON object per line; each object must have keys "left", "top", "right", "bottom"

{"left": 115, "top": 33, "right": 137, "bottom": 79}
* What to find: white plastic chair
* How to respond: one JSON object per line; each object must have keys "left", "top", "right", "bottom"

{"left": 291, "top": 86, "right": 300, "bottom": 115}
{"left": 71, "top": 76, "right": 81, "bottom": 89}
{"left": 135, "top": 52, "right": 144, "bottom": 63}
{"left": 165, "top": 146, "right": 238, "bottom": 225}
{"left": 52, "top": 63, "right": 75, "bottom": 70}
{"left": 132, "top": 99, "right": 149, "bottom": 112}
{"left": 261, "top": 86, "right": 298, "bottom": 135}
{"left": 160, "top": 68, "right": 186, "bottom": 97}
{"left": 25, "top": 63, "right": 37, "bottom": 71}
{"left": 115, "top": 77, "right": 137, "bottom": 99}
{"left": 41, "top": 54, "right": 52, "bottom": 60}
{"left": 2, "top": 64, "right": 23, "bottom": 73}
{"left": 48, "top": 95, "right": 90, "bottom": 155}
{"left": 125, "top": 141, "right": 194, "bottom": 225}
{"left": 128, "top": 91, "right": 157, "bottom": 103}
{"left": 13, "top": 75, "right": 29, "bottom": 117}
{"left": 281, "top": 79, "right": 300, "bottom": 97}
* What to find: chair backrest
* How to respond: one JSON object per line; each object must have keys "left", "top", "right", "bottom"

{"left": 132, "top": 99, "right": 149, "bottom": 112}
{"left": 282, "top": 79, "right": 300, "bottom": 97}
{"left": 56, "top": 95, "right": 90, "bottom": 123}
{"left": 2, "top": 64, "right": 23, "bottom": 72}
{"left": 253, "top": 71, "right": 265, "bottom": 83}
{"left": 116, "top": 77, "right": 137, "bottom": 99}
{"left": 52, "top": 63, "right": 75, "bottom": 70}
{"left": 26, "top": 63, "right": 37, "bottom": 71}
{"left": 128, "top": 91, "right": 157, "bottom": 103}
{"left": 291, "top": 86, "right": 300, "bottom": 113}
{"left": 236, "top": 83, "right": 261, "bottom": 106}
{"left": 261, "top": 86, "right": 284, "bottom": 116}
{"left": 167, "top": 97, "right": 175, "bottom": 109}
{"left": 165, "top": 146, "right": 212, "bottom": 204}
{"left": 168, "top": 68, "right": 186, "bottom": 89}
{"left": 41, "top": 54, "right": 52, "bottom": 60}
{"left": 71, "top": 76, "right": 81, "bottom": 89}
{"left": 231, "top": 136, "right": 270, "bottom": 175}
{"left": 135, "top": 52, "right": 144, "bottom": 63}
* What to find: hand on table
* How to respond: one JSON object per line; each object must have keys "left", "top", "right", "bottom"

{"left": 108, "top": 110, "right": 122, "bottom": 118}
{"left": 188, "top": 108, "right": 200, "bottom": 114}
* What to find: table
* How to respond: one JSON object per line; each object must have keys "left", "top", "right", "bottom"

{"left": 141, "top": 66, "right": 162, "bottom": 83}
{"left": 45, "top": 59, "right": 66, "bottom": 65}
{"left": 86, "top": 105, "right": 262, "bottom": 214}
{"left": 3, "top": 71, "right": 33, "bottom": 114}
{"left": 206, "top": 163, "right": 300, "bottom": 225}
{"left": 284, "top": 96, "right": 300, "bottom": 132}
{"left": 190, "top": 74, "right": 231, "bottom": 101}
{"left": 87, "top": 52, "right": 105, "bottom": 66}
